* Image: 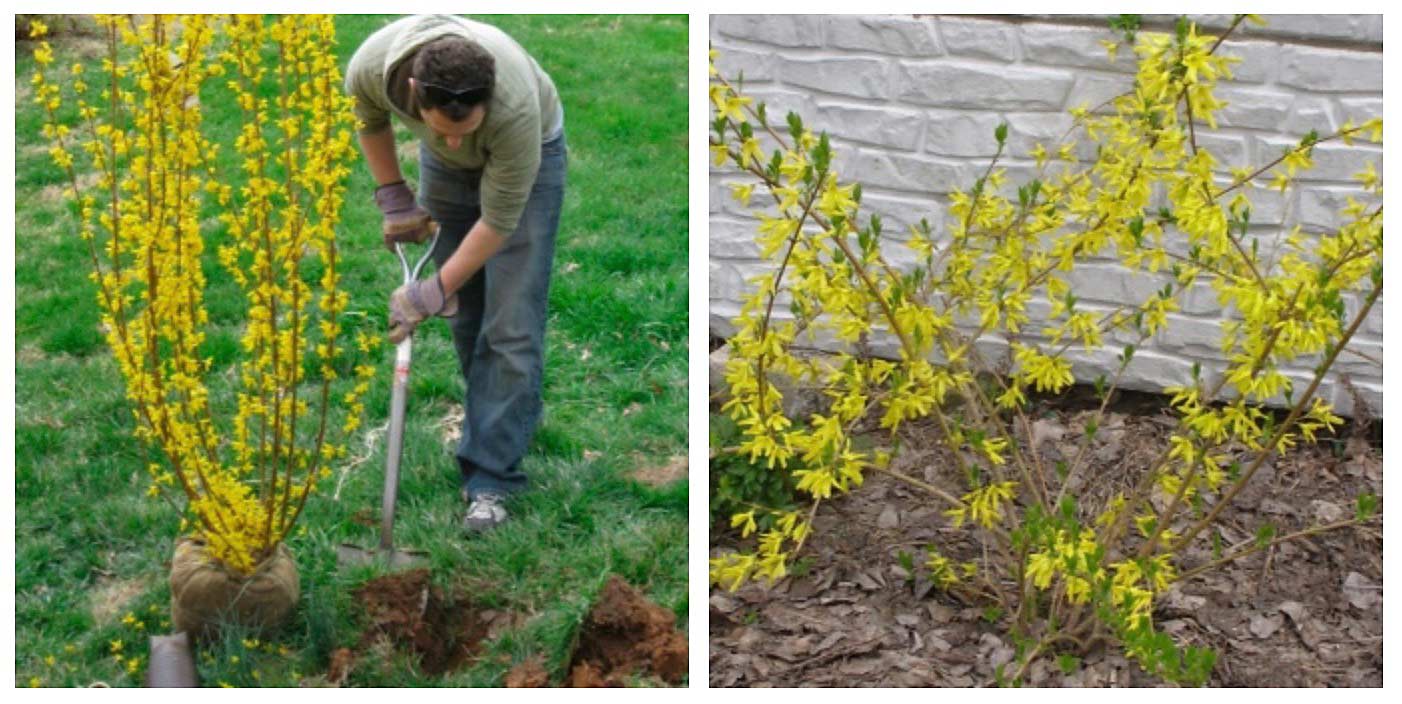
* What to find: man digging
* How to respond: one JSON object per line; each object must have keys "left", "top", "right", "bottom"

{"left": 347, "top": 14, "right": 566, "bottom": 532}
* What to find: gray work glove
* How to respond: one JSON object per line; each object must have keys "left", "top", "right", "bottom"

{"left": 388, "top": 273, "right": 459, "bottom": 344}
{"left": 373, "top": 181, "right": 434, "bottom": 251}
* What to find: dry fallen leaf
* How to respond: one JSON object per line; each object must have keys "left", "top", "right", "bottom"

{"left": 1277, "top": 600, "right": 1307, "bottom": 624}
{"left": 1311, "top": 499, "right": 1345, "bottom": 524}
{"left": 1342, "top": 572, "right": 1381, "bottom": 610}
{"left": 1248, "top": 613, "right": 1283, "bottom": 639}
{"left": 876, "top": 505, "right": 899, "bottom": 529}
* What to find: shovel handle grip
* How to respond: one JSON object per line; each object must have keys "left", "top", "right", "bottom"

{"left": 395, "top": 226, "right": 442, "bottom": 285}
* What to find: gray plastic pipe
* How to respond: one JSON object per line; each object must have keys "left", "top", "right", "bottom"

{"left": 145, "top": 632, "right": 200, "bottom": 687}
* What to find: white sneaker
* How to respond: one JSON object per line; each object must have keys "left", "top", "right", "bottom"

{"left": 463, "top": 491, "right": 508, "bottom": 533}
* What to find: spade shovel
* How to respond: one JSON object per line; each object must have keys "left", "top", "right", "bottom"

{"left": 337, "top": 229, "right": 442, "bottom": 570}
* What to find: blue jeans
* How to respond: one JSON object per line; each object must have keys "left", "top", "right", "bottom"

{"left": 418, "top": 133, "right": 567, "bottom": 498}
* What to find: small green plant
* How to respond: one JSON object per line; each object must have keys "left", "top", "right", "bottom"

{"left": 710, "top": 15, "right": 1381, "bottom": 685}
{"left": 1108, "top": 15, "right": 1142, "bottom": 44}
{"left": 710, "top": 412, "right": 799, "bottom": 528}
{"left": 1056, "top": 653, "right": 1081, "bottom": 676}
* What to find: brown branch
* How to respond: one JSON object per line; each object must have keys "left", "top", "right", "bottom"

{"left": 1177, "top": 514, "right": 1377, "bottom": 582}
{"left": 1172, "top": 281, "right": 1382, "bottom": 550}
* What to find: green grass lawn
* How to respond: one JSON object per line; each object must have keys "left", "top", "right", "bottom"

{"left": 14, "top": 14, "right": 688, "bottom": 687}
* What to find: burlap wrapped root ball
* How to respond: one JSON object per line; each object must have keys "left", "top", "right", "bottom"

{"left": 170, "top": 538, "right": 300, "bottom": 640}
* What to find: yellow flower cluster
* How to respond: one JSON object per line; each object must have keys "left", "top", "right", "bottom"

{"left": 710, "top": 508, "right": 811, "bottom": 590}
{"left": 944, "top": 481, "right": 1018, "bottom": 529}
{"left": 924, "top": 548, "right": 973, "bottom": 591}
{"left": 34, "top": 15, "right": 373, "bottom": 575}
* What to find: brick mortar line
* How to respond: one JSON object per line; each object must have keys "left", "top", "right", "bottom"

{"left": 962, "top": 14, "right": 1384, "bottom": 53}
{"left": 713, "top": 46, "right": 1382, "bottom": 114}
{"left": 712, "top": 16, "right": 1382, "bottom": 57}
{"left": 715, "top": 39, "right": 1380, "bottom": 89}
{"left": 710, "top": 161, "right": 1380, "bottom": 195}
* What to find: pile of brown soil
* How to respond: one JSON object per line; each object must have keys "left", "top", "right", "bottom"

{"left": 567, "top": 575, "right": 688, "bottom": 686}
{"left": 351, "top": 569, "right": 491, "bottom": 676}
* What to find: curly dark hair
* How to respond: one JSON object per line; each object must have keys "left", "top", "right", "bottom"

{"left": 411, "top": 35, "right": 495, "bottom": 121}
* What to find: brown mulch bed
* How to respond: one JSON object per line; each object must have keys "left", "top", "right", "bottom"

{"left": 709, "top": 399, "right": 1383, "bottom": 687}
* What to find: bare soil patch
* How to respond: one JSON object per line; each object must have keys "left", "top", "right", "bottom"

{"left": 437, "top": 404, "right": 464, "bottom": 445}
{"left": 15, "top": 345, "right": 48, "bottom": 365}
{"left": 38, "top": 171, "right": 102, "bottom": 205}
{"left": 89, "top": 574, "right": 149, "bottom": 625}
{"left": 350, "top": 569, "right": 492, "bottom": 676}
{"left": 710, "top": 399, "right": 1383, "bottom": 687}
{"left": 337, "top": 571, "right": 685, "bottom": 686}
{"left": 630, "top": 454, "right": 688, "bottom": 487}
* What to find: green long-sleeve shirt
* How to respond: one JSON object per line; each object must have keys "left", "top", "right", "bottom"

{"left": 346, "top": 14, "right": 563, "bottom": 235}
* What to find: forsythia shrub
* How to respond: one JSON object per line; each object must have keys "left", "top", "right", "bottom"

{"left": 710, "top": 16, "right": 1381, "bottom": 685}
{"left": 32, "top": 15, "right": 376, "bottom": 575}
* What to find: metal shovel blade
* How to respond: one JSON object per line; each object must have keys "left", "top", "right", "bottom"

{"left": 336, "top": 542, "right": 428, "bottom": 569}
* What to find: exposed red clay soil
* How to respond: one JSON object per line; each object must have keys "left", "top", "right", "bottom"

{"left": 326, "top": 647, "right": 356, "bottom": 686}
{"left": 351, "top": 569, "right": 491, "bottom": 676}
{"left": 333, "top": 571, "right": 684, "bottom": 685}
{"left": 567, "top": 575, "right": 688, "bottom": 686}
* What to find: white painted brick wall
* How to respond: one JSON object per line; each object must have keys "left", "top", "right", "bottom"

{"left": 710, "top": 14, "right": 1383, "bottom": 417}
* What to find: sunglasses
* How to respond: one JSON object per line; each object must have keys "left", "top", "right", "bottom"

{"left": 415, "top": 80, "right": 492, "bottom": 107}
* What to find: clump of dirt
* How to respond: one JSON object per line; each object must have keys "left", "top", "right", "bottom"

{"left": 326, "top": 647, "right": 356, "bottom": 686}
{"left": 567, "top": 575, "right": 688, "bottom": 686}
{"left": 352, "top": 569, "right": 491, "bottom": 676}
{"left": 504, "top": 657, "right": 549, "bottom": 688}
{"left": 567, "top": 661, "right": 610, "bottom": 687}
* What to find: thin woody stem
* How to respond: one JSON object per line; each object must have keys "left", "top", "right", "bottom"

{"left": 1212, "top": 125, "right": 1370, "bottom": 200}
{"left": 1172, "top": 282, "right": 1381, "bottom": 550}
{"left": 715, "top": 110, "right": 987, "bottom": 488}
{"left": 1177, "top": 514, "right": 1378, "bottom": 582}
{"left": 1207, "top": 16, "right": 1248, "bottom": 55}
